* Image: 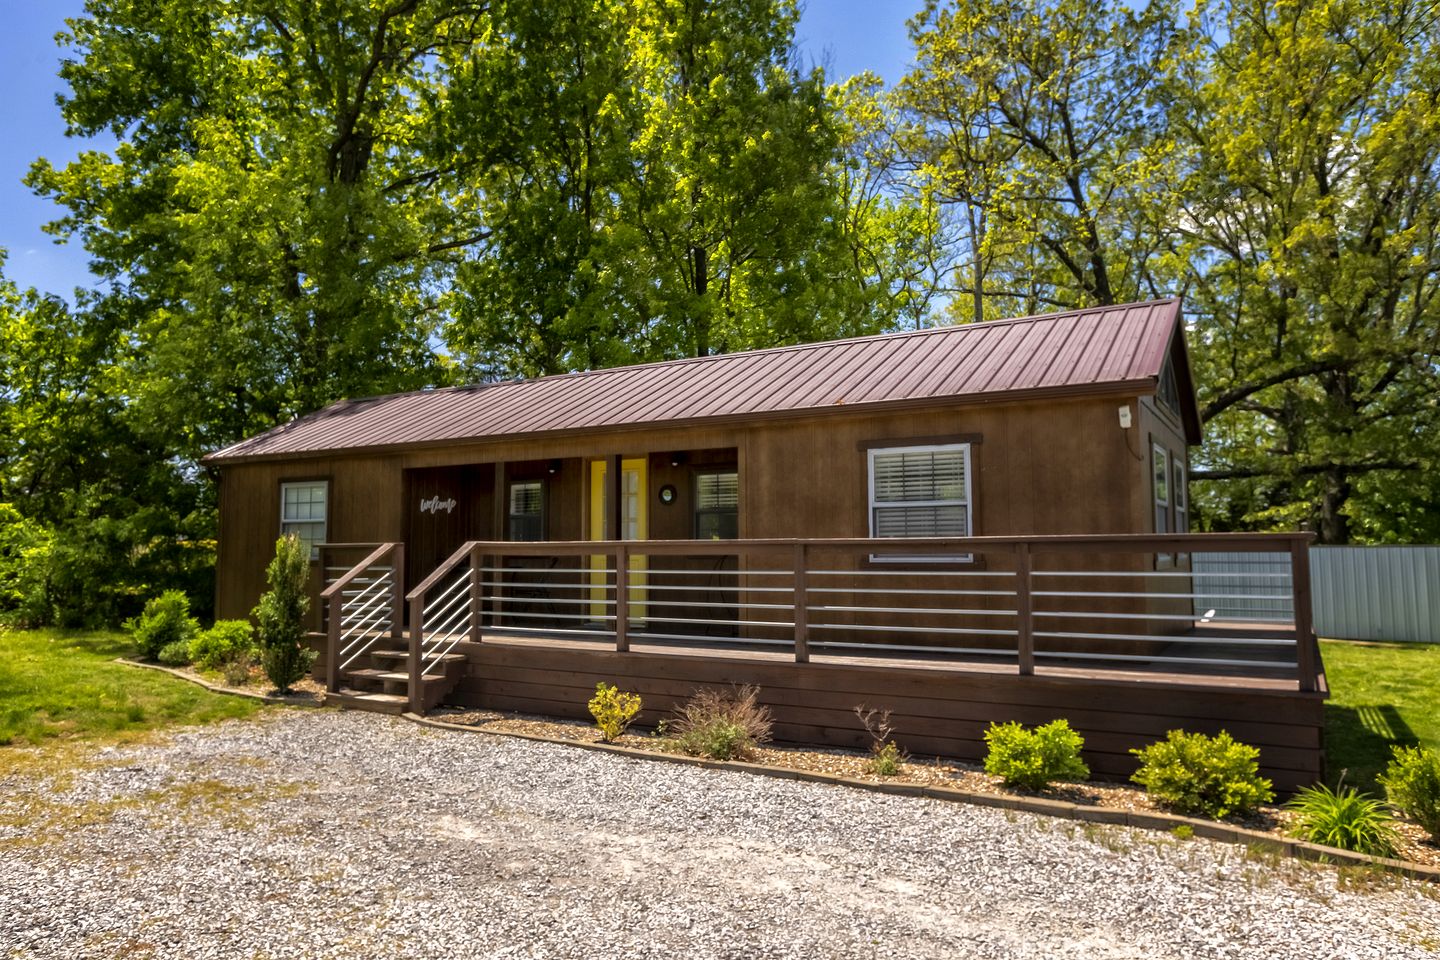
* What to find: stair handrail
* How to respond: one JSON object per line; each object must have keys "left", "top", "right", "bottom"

{"left": 321, "top": 541, "right": 404, "bottom": 693}
{"left": 405, "top": 540, "right": 480, "bottom": 714}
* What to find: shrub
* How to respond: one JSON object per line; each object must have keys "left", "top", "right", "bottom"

{"left": 588, "top": 682, "right": 642, "bottom": 742}
{"left": 1286, "top": 782, "right": 1400, "bottom": 857}
{"left": 669, "top": 685, "right": 773, "bottom": 761}
{"left": 157, "top": 639, "right": 192, "bottom": 666}
{"left": 190, "top": 620, "right": 257, "bottom": 671}
{"left": 1378, "top": 744, "right": 1440, "bottom": 840}
{"left": 1130, "top": 729, "right": 1275, "bottom": 819}
{"left": 127, "top": 590, "right": 199, "bottom": 661}
{"left": 983, "top": 719, "right": 1089, "bottom": 791}
{"left": 854, "top": 704, "right": 907, "bottom": 777}
{"left": 252, "top": 535, "right": 316, "bottom": 693}
{"left": 222, "top": 653, "right": 256, "bottom": 688}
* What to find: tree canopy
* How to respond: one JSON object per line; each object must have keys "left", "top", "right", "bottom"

{"left": 3, "top": 0, "right": 1439, "bottom": 626}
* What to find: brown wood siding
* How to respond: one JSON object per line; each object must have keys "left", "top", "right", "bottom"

{"left": 216, "top": 396, "right": 1170, "bottom": 620}
{"left": 447, "top": 640, "right": 1324, "bottom": 792}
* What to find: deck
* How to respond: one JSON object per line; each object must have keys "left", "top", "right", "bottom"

{"left": 315, "top": 533, "right": 1328, "bottom": 791}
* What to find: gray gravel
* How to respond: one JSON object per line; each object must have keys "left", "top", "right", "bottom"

{"left": 1, "top": 710, "right": 1436, "bottom": 959}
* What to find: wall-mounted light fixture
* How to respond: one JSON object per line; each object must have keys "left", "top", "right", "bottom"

{"left": 669, "top": 451, "right": 688, "bottom": 467}
{"left": 548, "top": 459, "right": 562, "bottom": 475}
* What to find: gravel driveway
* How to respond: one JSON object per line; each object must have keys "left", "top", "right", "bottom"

{"left": 1, "top": 710, "right": 1436, "bottom": 959}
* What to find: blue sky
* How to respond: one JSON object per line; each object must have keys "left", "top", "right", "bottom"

{"left": 0, "top": 2, "right": 916, "bottom": 299}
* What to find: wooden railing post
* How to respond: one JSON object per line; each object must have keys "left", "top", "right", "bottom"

{"left": 469, "top": 544, "right": 483, "bottom": 643}
{"left": 1291, "top": 538, "right": 1318, "bottom": 693}
{"left": 390, "top": 544, "right": 405, "bottom": 644}
{"left": 408, "top": 594, "right": 424, "bottom": 714}
{"left": 326, "top": 593, "right": 341, "bottom": 693}
{"left": 615, "top": 543, "right": 629, "bottom": 652}
{"left": 793, "top": 541, "right": 809, "bottom": 663}
{"left": 1015, "top": 543, "right": 1034, "bottom": 676}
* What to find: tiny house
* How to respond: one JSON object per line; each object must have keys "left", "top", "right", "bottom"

{"left": 205, "top": 299, "right": 1326, "bottom": 788}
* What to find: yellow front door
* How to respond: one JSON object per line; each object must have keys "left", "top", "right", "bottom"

{"left": 588, "top": 459, "right": 647, "bottom": 622}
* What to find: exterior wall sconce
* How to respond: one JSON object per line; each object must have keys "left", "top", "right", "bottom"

{"left": 548, "top": 459, "right": 562, "bottom": 475}
{"left": 669, "top": 452, "right": 688, "bottom": 467}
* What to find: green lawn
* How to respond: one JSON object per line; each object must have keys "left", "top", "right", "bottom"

{"left": 1321, "top": 638, "right": 1440, "bottom": 793}
{"left": 0, "top": 628, "right": 264, "bottom": 748}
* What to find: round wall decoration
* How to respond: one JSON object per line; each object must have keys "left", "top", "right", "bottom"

{"left": 658, "top": 484, "right": 677, "bottom": 505}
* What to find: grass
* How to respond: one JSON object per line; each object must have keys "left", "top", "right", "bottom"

{"left": 0, "top": 627, "right": 264, "bottom": 748}
{"left": 1322, "top": 639, "right": 1440, "bottom": 793}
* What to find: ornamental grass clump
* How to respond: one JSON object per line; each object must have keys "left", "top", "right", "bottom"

{"left": 669, "top": 684, "right": 773, "bottom": 761}
{"left": 983, "top": 719, "right": 1089, "bottom": 791}
{"left": 1286, "top": 781, "right": 1400, "bottom": 858}
{"left": 588, "top": 682, "right": 642, "bottom": 742}
{"left": 1378, "top": 744, "right": 1440, "bottom": 841}
{"left": 1130, "top": 729, "right": 1274, "bottom": 819}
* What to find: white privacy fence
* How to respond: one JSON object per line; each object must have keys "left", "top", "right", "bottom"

{"left": 1193, "top": 546, "right": 1440, "bottom": 644}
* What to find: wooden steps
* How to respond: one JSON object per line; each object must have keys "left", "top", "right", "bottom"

{"left": 326, "top": 639, "right": 467, "bottom": 714}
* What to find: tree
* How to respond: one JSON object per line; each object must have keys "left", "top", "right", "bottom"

{"left": 1169, "top": 0, "right": 1440, "bottom": 542}
{"left": 253, "top": 534, "right": 315, "bottom": 693}
{"left": 900, "top": 0, "right": 1184, "bottom": 321}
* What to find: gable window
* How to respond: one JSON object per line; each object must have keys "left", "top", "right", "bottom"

{"left": 868, "top": 444, "right": 972, "bottom": 559}
{"left": 694, "top": 470, "right": 739, "bottom": 540}
{"left": 280, "top": 481, "right": 327, "bottom": 561}
{"left": 508, "top": 480, "right": 545, "bottom": 541}
{"left": 1157, "top": 356, "right": 1181, "bottom": 418}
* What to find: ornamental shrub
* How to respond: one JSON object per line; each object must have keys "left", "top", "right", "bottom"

{"left": 1378, "top": 744, "right": 1440, "bottom": 841}
{"left": 190, "top": 620, "right": 257, "bottom": 671}
{"left": 127, "top": 590, "right": 199, "bottom": 661}
{"left": 253, "top": 535, "right": 315, "bottom": 693}
{"left": 157, "top": 639, "right": 192, "bottom": 666}
{"left": 1130, "top": 730, "right": 1274, "bottom": 819}
{"left": 1286, "top": 782, "right": 1400, "bottom": 857}
{"left": 983, "top": 719, "right": 1089, "bottom": 791}
{"left": 669, "top": 685, "right": 773, "bottom": 761}
{"left": 588, "top": 682, "right": 642, "bottom": 742}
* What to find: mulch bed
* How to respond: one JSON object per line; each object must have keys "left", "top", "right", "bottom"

{"left": 428, "top": 705, "right": 1440, "bottom": 869}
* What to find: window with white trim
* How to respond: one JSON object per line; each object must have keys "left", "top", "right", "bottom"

{"left": 868, "top": 444, "right": 972, "bottom": 559}
{"left": 694, "top": 470, "right": 739, "bottom": 540}
{"left": 1152, "top": 443, "right": 1170, "bottom": 534}
{"left": 508, "top": 480, "right": 545, "bottom": 541}
{"left": 1172, "top": 458, "right": 1187, "bottom": 534}
{"left": 280, "top": 481, "right": 327, "bottom": 561}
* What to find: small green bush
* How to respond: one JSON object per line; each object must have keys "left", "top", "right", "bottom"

{"left": 253, "top": 535, "right": 316, "bottom": 693}
{"left": 157, "top": 639, "right": 192, "bottom": 666}
{"left": 1286, "top": 782, "right": 1400, "bottom": 857}
{"left": 127, "top": 590, "right": 199, "bottom": 661}
{"left": 983, "top": 719, "right": 1089, "bottom": 791}
{"left": 669, "top": 685, "right": 773, "bottom": 761}
{"left": 588, "top": 682, "right": 642, "bottom": 742}
{"left": 1130, "top": 729, "right": 1275, "bottom": 819}
{"left": 222, "top": 652, "right": 256, "bottom": 687}
{"left": 190, "top": 620, "right": 257, "bottom": 671}
{"left": 871, "top": 740, "right": 905, "bottom": 777}
{"left": 854, "top": 704, "right": 906, "bottom": 777}
{"left": 1378, "top": 744, "right": 1440, "bottom": 840}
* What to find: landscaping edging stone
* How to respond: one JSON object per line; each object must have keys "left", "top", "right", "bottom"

{"left": 403, "top": 711, "right": 1440, "bottom": 883}
{"left": 118, "top": 658, "right": 325, "bottom": 707}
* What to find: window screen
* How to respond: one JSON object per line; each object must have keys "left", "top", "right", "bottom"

{"left": 280, "top": 481, "right": 327, "bottom": 560}
{"left": 869, "top": 445, "right": 972, "bottom": 557}
{"left": 694, "top": 470, "right": 739, "bottom": 540}
{"left": 508, "top": 481, "right": 545, "bottom": 541}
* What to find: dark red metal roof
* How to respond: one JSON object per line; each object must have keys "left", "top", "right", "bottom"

{"left": 206, "top": 299, "right": 1194, "bottom": 464}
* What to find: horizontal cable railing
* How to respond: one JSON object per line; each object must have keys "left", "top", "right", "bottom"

{"left": 318, "top": 542, "right": 404, "bottom": 693}
{"left": 398, "top": 533, "right": 1320, "bottom": 708}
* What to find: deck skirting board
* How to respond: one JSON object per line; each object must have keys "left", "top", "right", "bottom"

{"left": 447, "top": 641, "right": 1326, "bottom": 792}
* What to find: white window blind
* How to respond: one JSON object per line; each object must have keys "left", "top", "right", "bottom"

{"left": 695, "top": 470, "right": 739, "bottom": 539}
{"left": 508, "top": 481, "right": 544, "bottom": 541}
{"left": 868, "top": 445, "right": 972, "bottom": 557}
{"left": 280, "top": 481, "right": 327, "bottom": 560}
